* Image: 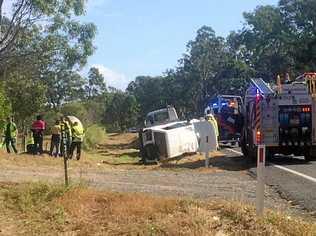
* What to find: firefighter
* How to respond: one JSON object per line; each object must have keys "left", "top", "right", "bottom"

{"left": 26, "top": 131, "right": 35, "bottom": 154}
{"left": 4, "top": 116, "right": 18, "bottom": 154}
{"left": 205, "top": 110, "right": 219, "bottom": 138}
{"left": 49, "top": 120, "right": 61, "bottom": 157}
{"left": 59, "top": 116, "right": 72, "bottom": 157}
{"left": 31, "top": 115, "right": 46, "bottom": 155}
{"left": 70, "top": 121, "right": 84, "bottom": 160}
{"left": 205, "top": 110, "right": 219, "bottom": 149}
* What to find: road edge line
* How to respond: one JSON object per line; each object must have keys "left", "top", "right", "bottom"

{"left": 272, "top": 164, "right": 316, "bottom": 183}
{"left": 226, "top": 148, "right": 316, "bottom": 184}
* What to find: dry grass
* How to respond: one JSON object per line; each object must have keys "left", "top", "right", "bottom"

{"left": 0, "top": 182, "right": 315, "bottom": 236}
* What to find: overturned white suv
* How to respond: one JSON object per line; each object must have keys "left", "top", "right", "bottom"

{"left": 139, "top": 106, "right": 218, "bottom": 163}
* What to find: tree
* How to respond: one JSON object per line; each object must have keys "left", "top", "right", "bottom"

{"left": 127, "top": 76, "right": 166, "bottom": 118}
{"left": 86, "top": 67, "right": 107, "bottom": 98}
{"left": 236, "top": 5, "right": 295, "bottom": 80}
{"left": 0, "top": 82, "right": 11, "bottom": 130}
{"left": 5, "top": 71, "right": 46, "bottom": 126}
{"left": 279, "top": 0, "right": 316, "bottom": 72}
{"left": 0, "top": 0, "right": 94, "bottom": 61}
{"left": 104, "top": 92, "right": 139, "bottom": 132}
{"left": 0, "top": 0, "right": 96, "bottom": 111}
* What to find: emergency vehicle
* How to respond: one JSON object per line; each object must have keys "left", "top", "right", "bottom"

{"left": 240, "top": 73, "right": 316, "bottom": 161}
{"left": 206, "top": 95, "right": 243, "bottom": 145}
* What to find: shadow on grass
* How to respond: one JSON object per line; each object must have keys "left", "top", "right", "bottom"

{"left": 100, "top": 151, "right": 140, "bottom": 158}
{"left": 160, "top": 153, "right": 255, "bottom": 171}
{"left": 101, "top": 160, "right": 142, "bottom": 166}
{"left": 98, "top": 138, "right": 139, "bottom": 150}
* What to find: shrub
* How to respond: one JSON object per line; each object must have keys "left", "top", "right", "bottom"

{"left": 83, "top": 124, "right": 106, "bottom": 150}
{"left": 60, "top": 102, "right": 89, "bottom": 126}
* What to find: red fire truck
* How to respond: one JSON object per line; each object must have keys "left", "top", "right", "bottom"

{"left": 206, "top": 95, "right": 243, "bottom": 145}
{"left": 240, "top": 74, "right": 316, "bottom": 161}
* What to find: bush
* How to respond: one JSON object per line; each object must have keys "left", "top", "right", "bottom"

{"left": 83, "top": 124, "right": 106, "bottom": 150}
{"left": 60, "top": 102, "right": 89, "bottom": 126}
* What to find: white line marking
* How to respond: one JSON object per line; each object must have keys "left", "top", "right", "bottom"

{"left": 272, "top": 164, "right": 316, "bottom": 183}
{"left": 225, "top": 148, "right": 316, "bottom": 184}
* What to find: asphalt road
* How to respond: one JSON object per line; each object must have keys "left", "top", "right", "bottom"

{"left": 222, "top": 146, "right": 316, "bottom": 214}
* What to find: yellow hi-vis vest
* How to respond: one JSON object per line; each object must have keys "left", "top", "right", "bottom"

{"left": 72, "top": 125, "right": 84, "bottom": 142}
{"left": 206, "top": 114, "right": 219, "bottom": 138}
{"left": 6, "top": 122, "right": 17, "bottom": 138}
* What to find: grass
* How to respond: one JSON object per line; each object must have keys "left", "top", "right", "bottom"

{"left": 0, "top": 182, "right": 315, "bottom": 236}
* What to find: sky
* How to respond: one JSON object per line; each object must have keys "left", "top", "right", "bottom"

{"left": 81, "top": 0, "right": 278, "bottom": 90}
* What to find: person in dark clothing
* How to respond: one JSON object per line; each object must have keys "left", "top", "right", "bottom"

{"left": 49, "top": 120, "right": 61, "bottom": 157}
{"left": 31, "top": 115, "right": 46, "bottom": 155}
{"left": 59, "top": 116, "right": 72, "bottom": 157}
{"left": 4, "top": 116, "right": 18, "bottom": 154}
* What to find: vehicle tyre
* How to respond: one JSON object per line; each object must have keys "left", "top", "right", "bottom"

{"left": 249, "top": 146, "right": 258, "bottom": 163}
{"left": 304, "top": 153, "right": 312, "bottom": 162}
{"left": 240, "top": 130, "right": 248, "bottom": 157}
{"left": 266, "top": 149, "right": 274, "bottom": 161}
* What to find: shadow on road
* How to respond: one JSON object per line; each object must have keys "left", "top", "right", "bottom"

{"left": 268, "top": 155, "right": 314, "bottom": 166}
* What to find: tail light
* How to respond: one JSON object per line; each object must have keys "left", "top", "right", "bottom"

{"left": 256, "top": 130, "right": 262, "bottom": 144}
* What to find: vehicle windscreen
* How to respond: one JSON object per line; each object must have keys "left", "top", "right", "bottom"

{"left": 154, "top": 111, "right": 169, "bottom": 123}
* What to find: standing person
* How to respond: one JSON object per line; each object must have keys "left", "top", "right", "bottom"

{"left": 70, "top": 121, "right": 84, "bottom": 160}
{"left": 205, "top": 109, "right": 219, "bottom": 149}
{"left": 60, "top": 116, "right": 72, "bottom": 157}
{"left": 4, "top": 116, "right": 18, "bottom": 154}
{"left": 31, "top": 115, "right": 46, "bottom": 155}
{"left": 49, "top": 120, "right": 61, "bottom": 157}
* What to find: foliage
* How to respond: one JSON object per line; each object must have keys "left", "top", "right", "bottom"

{"left": 0, "top": 83, "right": 11, "bottom": 130}
{"left": 85, "top": 67, "right": 107, "bottom": 98}
{"left": 104, "top": 91, "right": 140, "bottom": 132}
{"left": 5, "top": 71, "right": 46, "bottom": 125}
{"left": 60, "top": 102, "right": 89, "bottom": 125}
{"left": 0, "top": 0, "right": 96, "bottom": 113}
{"left": 83, "top": 124, "right": 106, "bottom": 150}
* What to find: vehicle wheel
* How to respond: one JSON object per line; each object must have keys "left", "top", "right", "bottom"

{"left": 249, "top": 147, "right": 258, "bottom": 163}
{"left": 304, "top": 153, "right": 312, "bottom": 162}
{"left": 143, "top": 144, "right": 160, "bottom": 164}
{"left": 231, "top": 142, "right": 236, "bottom": 146}
{"left": 240, "top": 130, "right": 248, "bottom": 157}
{"left": 265, "top": 149, "right": 274, "bottom": 161}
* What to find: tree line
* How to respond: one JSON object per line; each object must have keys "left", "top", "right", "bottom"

{"left": 1, "top": 0, "right": 316, "bottom": 132}
{"left": 127, "top": 0, "right": 316, "bottom": 122}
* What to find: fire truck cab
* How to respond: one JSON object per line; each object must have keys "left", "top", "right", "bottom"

{"left": 241, "top": 74, "right": 316, "bottom": 161}
{"left": 206, "top": 95, "right": 243, "bottom": 145}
